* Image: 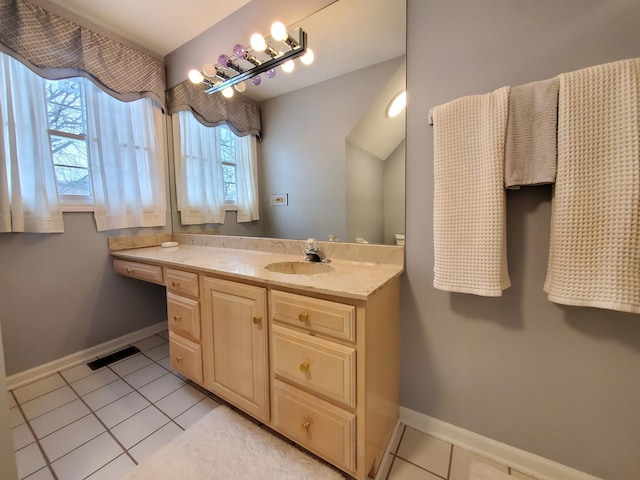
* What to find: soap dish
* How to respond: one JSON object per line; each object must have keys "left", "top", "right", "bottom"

{"left": 161, "top": 241, "right": 179, "bottom": 248}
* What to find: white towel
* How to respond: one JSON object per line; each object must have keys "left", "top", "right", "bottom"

{"left": 433, "top": 86, "right": 511, "bottom": 296}
{"left": 505, "top": 77, "right": 559, "bottom": 189}
{"left": 545, "top": 58, "right": 640, "bottom": 314}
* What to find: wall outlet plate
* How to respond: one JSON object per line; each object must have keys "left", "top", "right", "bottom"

{"left": 271, "top": 194, "right": 288, "bottom": 206}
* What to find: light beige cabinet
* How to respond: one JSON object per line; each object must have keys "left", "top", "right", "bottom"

{"left": 166, "top": 268, "right": 203, "bottom": 383}
{"left": 268, "top": 287, "right": 399, "bottom": 479}
{"left": 201, "top": 277, "right": 269, "bottom": 423}
{"left": 114, "top": 258, "right": 399, "bottom": 480}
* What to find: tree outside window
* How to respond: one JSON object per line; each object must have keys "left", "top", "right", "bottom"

{"left": 45, "top": 78, "right": 91, "bottom": 198}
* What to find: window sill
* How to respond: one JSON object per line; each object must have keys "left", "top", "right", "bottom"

{"left": 61, "top": 203, "right": 94, "bottom": 213}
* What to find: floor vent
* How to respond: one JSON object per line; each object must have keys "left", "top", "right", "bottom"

{"left": 86, "top": 345, "right": 141, "bottom": 370}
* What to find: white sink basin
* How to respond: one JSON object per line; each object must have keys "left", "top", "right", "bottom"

{"left": 264, "top": 261, "right": 335, "bottom": 275}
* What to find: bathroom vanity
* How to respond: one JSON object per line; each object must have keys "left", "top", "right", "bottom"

{"left": 110, "top": 235, "right": 403, "bottom": 480}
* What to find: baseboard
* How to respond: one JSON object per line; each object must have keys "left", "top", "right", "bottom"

{"left": 399, "top": 407, "right": 602, "bottom": 480}
{"left": 6, "top": 322, "right": 167, "bottom": 390}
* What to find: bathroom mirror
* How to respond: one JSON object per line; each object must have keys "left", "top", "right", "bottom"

{"left": 170, "top": 0, "right": 406, "bottom": 245}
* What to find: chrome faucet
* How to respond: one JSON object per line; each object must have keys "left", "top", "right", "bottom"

{"left": 303, "top": 238, "right": 329, "bottom": 263}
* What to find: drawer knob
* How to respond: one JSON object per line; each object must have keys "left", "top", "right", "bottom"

{"left": 126, "top": 267, "right": 135, "bottom": 273}
{"left": 298, "top": 313, "right": 309, "bottom": 322}
{"left": 252, "top": 315, "right": 262, "bottom": 325}
{"left": 176, "top": 355, "right": 184, "bottom": 363}
{"left": 301, "top": 421, "right": 311, "bottom": 432}
{"left": 173, "top": 314, "right": 182, "bottom": 321}
{"left": 171, "top": 280, "right": 181, "bottom": 287}
{"left": 299, "top": 361, "right": 310, "bottom": 373}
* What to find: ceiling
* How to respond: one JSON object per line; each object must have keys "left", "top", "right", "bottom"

{"left": 43, "top": 0, "right": 253, "bottom": 57}
{"left": 38, "top": 0, "right": 406, "bottom": 159}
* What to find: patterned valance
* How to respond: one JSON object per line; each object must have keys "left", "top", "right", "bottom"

{"left": 0, "top": 0, "right": 166, "bottom": 109}
{"left": 167, "top": 81, "right": 262, "bottom": 140}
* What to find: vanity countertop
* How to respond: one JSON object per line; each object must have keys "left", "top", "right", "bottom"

{"left": 111, "top": 244, "right": 404, "bottom": 300}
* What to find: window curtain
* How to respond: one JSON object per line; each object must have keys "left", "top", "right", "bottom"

{"left": 173, "top": 112, "right": 225, "bottom": 225}
{"left": 86, "top": 84, "right": 166, "bottom": 231}
{"left": 167, "top": 81, "right": 262, "bottom": 139}
{"left": 236, "top": 135, "right": 260, "bottom": 222}
{"left": 173, "top": 112, "right": 260, "bottom": 225}
{"left": 0, "top": 0, "right": 166, "bottom": 110}
{"left": 0, "top": 53, "right": 63, "bottom": 233}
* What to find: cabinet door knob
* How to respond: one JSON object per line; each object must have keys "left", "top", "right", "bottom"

{"left": 299, "top": 361, "right": 310, "bottom": 373}
{"left": 126, "top": 267, "right": 135, "bottom": 273}
{"left": 171, "top": 280, "right": 180, "bottom": 287}
{"left": 301, "top": 421, "right": 311, "bottom": 431}
{"left": 252, "top": 315, "right": 262, "bottom": 325}
{"left": 298, "top": 312, "right": 309, "bottom": 322}
{"left": 173, "top": 314, "right": 182, "bottom": 321}
{"left": 176, "top": 355, "right": 184, "bottom": 363}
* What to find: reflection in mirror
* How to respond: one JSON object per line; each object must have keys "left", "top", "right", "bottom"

{"left": 170, "top": 0, "right": 406, "bottom": 245}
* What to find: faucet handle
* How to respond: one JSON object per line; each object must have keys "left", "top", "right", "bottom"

{"left": 305, "top": 238, "right": 317, "bottom": 250}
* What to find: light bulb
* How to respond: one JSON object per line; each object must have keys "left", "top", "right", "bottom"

{"left": 270, "top": 21, "right": 288, "bottom": 42}
{"left": 233, "top": 44, "right": 247, "bottom": 59}
{"left": 202, "top": 63, "right": 217, "bottom": 77}
{"left": 188, "top": 69, "right": 204, "bottom": 84}
{"left": 218, "top": 54, "right": 231, "bottom": 68}
{"left": 234, "top": 81, "right": 247, "bottom": 93}
{"left": 222, "top": 87, "right": 234, "bottom": 98}
{"left": 251, "top": 75, "right": 262, "bottom": 86}
{"left": 250, "top": 33, "right": 266, "bottom": 52}
{"left": 386, "top": 91, "right": 407, "bottom": 118}
{"left": 300, "top": 48, "right": 314, "bottom": 66}
{"left": 265, "top": 68, "right": 276, "bottom": 79}
{"left": 281, "top": 59, "right": 295, "bottom": 73}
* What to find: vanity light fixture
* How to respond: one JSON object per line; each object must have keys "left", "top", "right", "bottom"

{"left": 188, "top": 22, "right": 312, "bottom": 97}
{"left": 386, "top": 90, "right": 407, "bottom": 118}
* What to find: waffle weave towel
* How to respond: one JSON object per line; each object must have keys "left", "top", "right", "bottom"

{"left": 544, "top": 58, "right": 640, "bottom": 313}
{"left": 433, "top": 86, "right": 511, "bottom": 296}
{"left": 505, "top": 77, "right": 559, "bottom": 189}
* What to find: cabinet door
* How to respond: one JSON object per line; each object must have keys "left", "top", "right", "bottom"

{"left": 202, "top": 277, "right": 269, "bottom": 422}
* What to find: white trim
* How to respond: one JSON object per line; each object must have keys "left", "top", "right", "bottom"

{"left": 6, "top": 322, "right": 167, "bottom": 390}
{"left": 399, "top": 407, "right": 602, "bottom": 480}
{"left": 374, "top": 419, "right": 404, "bottom": 480}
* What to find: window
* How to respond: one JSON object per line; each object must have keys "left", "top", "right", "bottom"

{"left": 1, "top": 50, "right": 166, "bottom": 231}
{"left": 173, "top": 111, "right": 259, "bottom": 225}
{"left": 45, "top": 78, "right": 92, "bottom": 205}
{"left": 219, "top": 125, "right": 237, "bottom": 204}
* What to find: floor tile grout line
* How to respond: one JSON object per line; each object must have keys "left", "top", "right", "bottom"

{"left": 392, "top": 454, "right": 449, "bottom": 480}
{"left": 104, "top": 355, "right": 201, "bottom": 453}
{"left": 384, "top": 454, "right": 398, "bottom": 480}
{"left": 60, "top": 371, "right": 139, "bottom": 469}
{"left": 107, "top": 358, "right": 190, "bottom": 428}
{"left": 11, "top": 378, "right": 61, "bottom": 480}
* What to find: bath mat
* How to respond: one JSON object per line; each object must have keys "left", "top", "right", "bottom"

{"left": 123, "top": 405, "right": 344, "bottom": 480}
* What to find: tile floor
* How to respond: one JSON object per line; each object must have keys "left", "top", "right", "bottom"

{"left": 8, "top": 330, "right": 539, "bottom": 480}
{"left": 380, "top": 424, "right": 537, "bottom": 480}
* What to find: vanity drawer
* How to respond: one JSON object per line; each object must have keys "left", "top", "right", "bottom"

{"left": 166, "top": 268, "right": 199, "bottom": 298}
{"left": 272, "top": 379, "right": 356, "bottom": 472}
{"left": 167, "top": 292, "right": 201, "bottom": 341}
{"left": 270, "top": 290, "right": 355, "bottom": 342}
{"left": 169, "top": 332, "right": 202, "bottom": 383}
{"left": 271, "top": 325, "right": 356, "bottom": 408}
{"left": 113, "top": 259, "right": 163, "bottom": 285}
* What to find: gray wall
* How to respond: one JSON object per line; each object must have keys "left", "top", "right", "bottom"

{"left": 384, "top": 140, "right": 405, "bottom": 245}
{"left": 0, "top": 213, "right": 168, "bottom": 375}
{"left": 404, "top": 1, "right": 640, "bottom": 479}
{"left": 346, "top": 140, "right": 384, "bottom": 244}
{"left": 259, "top": 57, "right": 402, "bottom": 242}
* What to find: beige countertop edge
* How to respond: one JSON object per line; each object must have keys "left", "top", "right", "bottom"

{"left": 110, "top": 244, "right": 403, "bottom": 301}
